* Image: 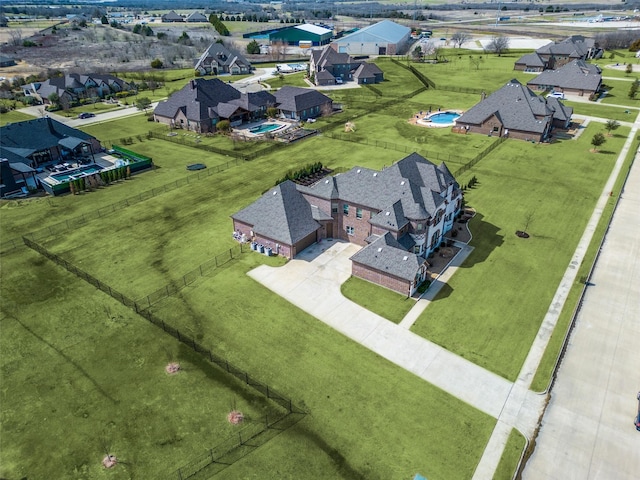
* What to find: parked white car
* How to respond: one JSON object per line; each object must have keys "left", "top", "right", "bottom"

{"left": 547, "top": 92, "right": 565, "bottom": 99}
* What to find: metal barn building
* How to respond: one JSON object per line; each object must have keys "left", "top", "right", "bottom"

{"left": 245, "top": 24, "right": 333, "bottom": 47}
{"left": 331, "top": 20, "right": 411, "bottom": 56}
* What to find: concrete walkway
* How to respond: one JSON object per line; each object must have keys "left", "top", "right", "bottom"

{"left": 522, "top": 146, "right": 640, "bottom": 479}
{"left": 249, "top": 241, "right": 514, "bottom": 419}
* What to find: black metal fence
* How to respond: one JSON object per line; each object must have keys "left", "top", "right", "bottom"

{"left": 137, "top": 243, "right": 249, "bottom": 309}
{"left": 322, "top": 131, "right": 470, "bottom": 164}
{"left": 1, "top": 158, "right": 246, "bottom": 254}
{"left": 453, "top": 136, "right": 507, "bottom": 178}
{"left": 22, "top": 236, "right": 304, "bottom": 416}
{"left": 147, "top": 130, "right": 286, "bottom": 161}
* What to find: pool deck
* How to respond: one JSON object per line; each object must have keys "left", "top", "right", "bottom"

{"left": 233, "top": 120, "right": 292, "bottom": 138}
{"left": 410, "top": 109, "right": 464, "bottom": 128}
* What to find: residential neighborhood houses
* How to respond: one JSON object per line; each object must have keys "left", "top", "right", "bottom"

{"left": 232, "top": 153, "right": 462, "bottom": 296}
{"left": 22, "top": 73, "right": 132, "bottom": 106}
{"left": 310, "top": 45, "right": 384, "bottom": 86}
{"left": 526, "top": 59, "right": 603, "bottom": 98}
{"left": 514, "top": 35, "right": 603, "bottom": 72}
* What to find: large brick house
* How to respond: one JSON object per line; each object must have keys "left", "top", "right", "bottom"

{"left": 22, "top": 73, "right": 131, "bottom": 106}
{"left": 231, "top": 153, "right": 462, "bottom": 296}
{"left": 194, "top": 43, "right": 252, "bottom": 76}
{"left": 455, "top": 79, "right": 573, "bottom": 142}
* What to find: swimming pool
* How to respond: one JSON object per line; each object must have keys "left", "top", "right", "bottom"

{"left": 250, "top": 123, "right": 281, "bottom": 134}
{"left": 50, "top": 164, "right": 103, "bottom": 182}
{"left": 427, "top": 112, "right": 461, "bottom": 124}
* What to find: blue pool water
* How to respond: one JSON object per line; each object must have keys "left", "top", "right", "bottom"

{"left": 51, "top": 164, "right": 103, "bottom": 182}
{"left": 428, "top": 112, "right": 461, "bottom": 124}
{"left": 250, "top": 123, "right": 280, "bottom": 134}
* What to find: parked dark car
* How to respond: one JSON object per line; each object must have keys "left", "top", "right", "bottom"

{"left": 78, "top": 112, "right": 95, "bottom": 119}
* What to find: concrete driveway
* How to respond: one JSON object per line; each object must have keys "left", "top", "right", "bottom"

{"left": 249, "top": 239, "right": 515, "bottom": 420}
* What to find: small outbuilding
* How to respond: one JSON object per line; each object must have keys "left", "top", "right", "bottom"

{"left": 331, "top": 20, "right": 411, "bottom": 55}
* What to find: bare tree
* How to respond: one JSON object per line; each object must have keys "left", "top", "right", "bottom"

{"left": 469, "top": 55, "right": 484, "bottom": 70}
{"left": 9, "top": 29, "right": 23, "bottom": 46}
{"left": 486, "top": 36, "right": 510, "bottom": 56}
{"left": 270, "top": 41, "right": 287, "bottom": 62}
{"left": 451, "top": 32, "right": 471, "bottom": 49}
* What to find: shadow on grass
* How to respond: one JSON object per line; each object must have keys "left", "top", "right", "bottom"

{"left": 431, "top": 282, "right": 454, "bottom": 302}
{"left": 462, "top": 212, "right": 504, "bottom": 268}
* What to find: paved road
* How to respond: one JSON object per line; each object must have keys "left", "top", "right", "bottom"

{"left": 522, "top": 148, "right": 640, "bottom": 480}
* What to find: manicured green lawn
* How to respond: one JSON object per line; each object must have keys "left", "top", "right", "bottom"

{"left": 600, "top": 78, "right": 640, "bottom": 107}
{"left": 0, "top": 110, "right": 34, "bottom": 126}
{"left": 341, "top": 276, "right": 416, "bottom": 324}
{"left": 0, "top": 251, "right": 284, "bottom": 480}
{"left": 411, "top": 124, "right": 628, "bottom": 380}
{"left": 493, "top": 429, "right": 526, "bottom": 480}
{"left": 266, "top": 71, "right": 309, "bottom": 89}
{"left": 564, "top": 101, "right": 636, "bottom": 122}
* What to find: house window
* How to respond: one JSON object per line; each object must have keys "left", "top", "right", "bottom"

{"left": 346, "top": 226, "right": 354, "bottom": 235}
{"left": 343, "top": 204, "right": 349, "bottom": 215}
{"left": 417, "top": 223, "right": 423, "bottom": 231}
{"left": 356, "top": 208, "right": 363, "bottom": 219}
{"left": 332, "top": 203, "right": 338, "bottom": 214}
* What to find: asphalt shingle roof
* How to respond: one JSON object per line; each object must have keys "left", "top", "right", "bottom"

{"left": 350, "top": 232, "right": 426, "bottom": 282}
{"left": 0, "top": 117, "right": 96, "bottom": 152}
{"left": 456, "top": 79, "right": 555, "bottom": 134}
{"left": 195, "top": 43, "right": 251, "bottom": 71}
{"left": 274, "top": 86, "right": 331, "bottom": 113}
{"left": 231, "top": 180, "right": 321, "bottom": 245}
{"left": 527, "top": 59, "right": 601, "bottom": 92}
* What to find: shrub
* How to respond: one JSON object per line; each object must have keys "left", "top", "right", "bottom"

{"left": 150, "top": 58, "right": 163, "bottom": 69}
{"left": 216, "top": 120, "right": 231, "bottom": 132}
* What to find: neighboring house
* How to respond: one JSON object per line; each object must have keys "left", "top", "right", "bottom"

{"left": 161, "top": 11, "right": 184, "bottom": 22}
{"left": 185, "top": 12, "right": 208, "bottom": 22}
{"left": 153, "top": 78, "right": 276, "bottom": 132}
{"left": 0, "top": 55, "right": 16, "bottom": 68}
{"left": 274, "top": 86, "right": 332, "bottom": 120}
{"left": 455, "top": 79, "right": 573, "bottom": 142}
{"left": 22, "top": 73, "right": 131, "bottom": 105}
{"left": 0, "top": 117, "right": 102, "bottom": 168}
{"left": 309, "top": 45, "right": 383, "bottom": 85}
{"left": 526, "top": 59, "right": 602, "bottom": 97}
{"left": 514, "top": 35, "right": 602, "bottom": 72}
{"left": 331, "top": 20, "right": 411, "bottom": 56}
{"left": 194, "top": 43, "right": 252, "bottom": 76}
{"left": 231, "top": 152, "right": 462, "bottom": 296}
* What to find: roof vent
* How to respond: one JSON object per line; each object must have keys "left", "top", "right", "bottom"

{"left": 400, "top": 181, "right": 405, "bottom": 185}
{"left": 357, "top": 169, "right": 361, "bottom": 173}
{"left": 385, "top": 211, "right": 390, "bottom": 216}
{"left": 403, "top": 256, "right": 408, "bottom": 261}
{"left": 273, "top": 191, "right": 278, "bottom": 195}
{"left": 377, "top": 247, "right": 383, "bottom": 252}
{"left": 325, "top": 179, "right": 330, "bottom": 183}
{"left": 373, "top": 172, "right": 378, "bottom": 177}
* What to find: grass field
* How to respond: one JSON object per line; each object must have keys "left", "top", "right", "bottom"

{"left": 494, "top": 429, "right": 527, "bottom": 480}
{"left": 410, "top": 123, "right": 628, "bottom": 380}
{"left": 0, "top": 109, "right": 34, "bottom": 126}
{"left": 341, "top": 276, "right": 415, "bottom": 324}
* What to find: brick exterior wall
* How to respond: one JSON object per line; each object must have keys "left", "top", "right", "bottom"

{"left": 352, "top": 263, "right": 412, "bottom": 296}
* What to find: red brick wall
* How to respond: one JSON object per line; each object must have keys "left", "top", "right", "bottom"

{"left": 352, "top": 263, "right": 412, "bottom": 296}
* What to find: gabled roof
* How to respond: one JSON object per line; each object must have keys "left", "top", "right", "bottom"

{"left": 545, "top": 96, "right": 573, "bottom": 122}
{"left": 0, "top": 117, "right": 97, "bottom": 153}
{"left": 154, "top": 78, "right": 241, "bottom": 121}
{"left": 354, "top": 62, "right": 383, "bottom": 79}
{"left": 299, "top": 152, "right": 453, "bottom": 222}
{"left": 537, "top": 36, "right": 596, "bottom": 58}
{"left": 515, "top": 52, "right": 546, "bottom": 68}
{"left": 311, "top": 45, "right": 355, "bottom": 70}
{"left": 162, "top": 10, "right": 183, "bottom": 21}
{"left": 316, "top": 70, "right": 336, "bottom": 81}
{"left": 527, "top": 59, "right": 601, "bottom": 92}
{"left": 186, "top": 12, "right": 208, "bottom": 22}
{"left": 456, "top": 79, "right": 556, "bottom": 134}
{"left": 195, "top": 43, "right": 252, "bottom": 71}
{"left": 274, "top": 86, "right": 331, "bottom": 113}
{"left": 333, "top": 20, "right": 410, "bottom": 45}
{"left": 231, "top": 180, "right": 321, "bottom": 245}
{"left": 350, "top": 232, "right": 427, "bottom": 282}
{"left": 295, "top": 24, "right": 332, "bottom": 36}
